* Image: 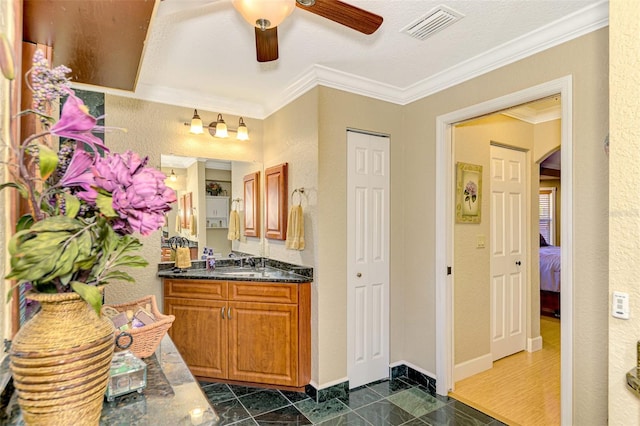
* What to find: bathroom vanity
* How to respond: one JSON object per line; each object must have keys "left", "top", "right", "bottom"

{"left": 158, "top": 260, "right": 312, "bottom": 390}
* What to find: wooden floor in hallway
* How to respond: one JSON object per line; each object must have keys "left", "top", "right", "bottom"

{"left": 449, "top": 316, "right": 560, "bottom": 426}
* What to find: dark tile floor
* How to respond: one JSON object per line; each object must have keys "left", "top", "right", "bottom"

{"left": 199, "top": 377, "right": 506, "bottom": 425}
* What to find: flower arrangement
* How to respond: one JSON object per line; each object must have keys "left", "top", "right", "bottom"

{"left": 1, "top": 48, "right": 176, "bottom": 313}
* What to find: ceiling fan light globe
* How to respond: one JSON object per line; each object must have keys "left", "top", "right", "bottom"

{"left": 232, "top": 0, "right": 295, "bottom": 29}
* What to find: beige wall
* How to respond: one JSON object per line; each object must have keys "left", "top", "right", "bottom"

{"left": 452, "top": 115, "right": 535, "bottom": 365}
{"left": 0, "top": 12, "right": 611, "bottom": 423}
{"left": 404, "top": 28, "right": 608, "bottom": 423}
{"left": 102, "top": 97, "right": 263, "bottom": 307}
{"left": 316, "top": 87, "right": 405, "bottom": 384}
{"left": 262, "top": 89, "right": 320, "bottom": 380}
{"left": 609, "top": 1, "right": 640, "bottom": 423}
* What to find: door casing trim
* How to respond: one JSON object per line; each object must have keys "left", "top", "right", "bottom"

{"left": 434, "top": 75, "right": 573, "bottom": 424}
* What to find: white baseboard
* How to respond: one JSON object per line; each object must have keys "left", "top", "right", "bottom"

{"left": 454, "top": 353, "right": 493, "bottom": 382}
{"left": 527, "top": 335, "right": 543, "bottom": 352}
{"left": 309, "top": 376, "right": 349, "bottom": 390}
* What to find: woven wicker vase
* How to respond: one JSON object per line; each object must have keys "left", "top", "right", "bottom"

{"left": 10, "top": 291, "right": 115, "bottom": 426}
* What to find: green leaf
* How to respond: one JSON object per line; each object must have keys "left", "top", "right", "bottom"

{"left": 71, "top": 281, "right": 102, "bottom": 315}
{"left": 0, "top": 181, "right": 28, "bottom": 198}
{"left": 38, "top": 144, "right": 59, "bottom": 180}
{"left": 100, "top": 271, "right": 136, "bottom": 283}
{"left": 95, "top": 193, "right": 117, "bottom": 217}
{"left": 110, "top": 254, "right": 149, "bottom": 268}
{"left": 30, "top": 216, "right": 83, "bottom": 232}
{"left": 64, "top": 193, "right": 81, "bottom": 218}
{"left": 15, "top": 214, "right": 34, "bottom": 232}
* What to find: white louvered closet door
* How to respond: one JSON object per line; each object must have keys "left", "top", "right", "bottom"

{"left": 347, "top": 130, "right": 390, "bottom": 389}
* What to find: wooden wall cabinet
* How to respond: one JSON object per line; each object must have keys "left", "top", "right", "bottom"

{"left": 243, "top": 172, "right": 260, "bottom": 237}
{"left": 180, "top": 192, "right": 193, "bottom": 230}
{"left": 265, "top": 163, "right": 288, "bottom": 240}
{"left": 164, "top": 279, "right": 311, "bottom": 388}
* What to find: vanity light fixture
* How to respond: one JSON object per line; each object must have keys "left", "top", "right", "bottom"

{"left": 184, "top": 111, "right": 249, "bottom": 140}
{"left": 169, "top": 169, "right": 177, "bottom": 182}
{"left": 236, "top": 118, "right": 249, "bottom": 141}
{"left": 189, "top": 109, "right": 204, "bottom": 134}
{"left": 213, "top": 114, "right": 228, "bottom": 138}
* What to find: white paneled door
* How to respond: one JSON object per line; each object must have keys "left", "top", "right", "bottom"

{"left": 490, "top": 145, "right": 527, "bottom": 361}
{"left": 347, "top": 130, "right": 390, "bottom": 389}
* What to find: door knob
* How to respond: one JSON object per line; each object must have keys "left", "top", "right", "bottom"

{"left": 356, "top": 272, "right": 362, "bottom": 278}
{"left": 515, "top": 261, "right": 522, "bottom": 266}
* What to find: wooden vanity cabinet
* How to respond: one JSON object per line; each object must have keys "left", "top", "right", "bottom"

{"left": 164, "top": 279, "right": 311, "bottom": 388}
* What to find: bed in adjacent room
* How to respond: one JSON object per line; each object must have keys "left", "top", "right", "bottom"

{"left": 540, "top": 234, "right": 561, "bottom": 317}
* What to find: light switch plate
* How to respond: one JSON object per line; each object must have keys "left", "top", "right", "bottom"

{"left": 476, "top": 235, "right": 486, "bottom": 249}
{"left": 612, "top": 291, "right": 630, "bottom": 320}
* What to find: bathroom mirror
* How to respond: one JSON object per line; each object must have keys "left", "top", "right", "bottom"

{"left": 161, "top": 154, "right": 262, "bottom": 260}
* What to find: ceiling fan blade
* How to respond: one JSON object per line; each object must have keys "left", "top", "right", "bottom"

{"left": 296, "top": 0, "right": 383, "bottom": 35}
{"left": 255, "top": 27, "right": 279, "bottom": 62}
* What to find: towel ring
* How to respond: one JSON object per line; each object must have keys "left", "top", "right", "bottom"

{"left": 291, "top": 188, "right": 305, "bottom": 206}
{"left": 231, "top": 198, "right": 242, "bottom": 211}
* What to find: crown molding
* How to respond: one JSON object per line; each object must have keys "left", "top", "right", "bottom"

{"left": 400, "top": 0, "right": 608, "bottom": 105}
{"left": 75, "top": 0, "right": 608, "bottom": 120}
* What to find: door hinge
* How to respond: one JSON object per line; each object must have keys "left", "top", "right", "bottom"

{"left": 447, "top": 266, "right": 452, "bottom": 275}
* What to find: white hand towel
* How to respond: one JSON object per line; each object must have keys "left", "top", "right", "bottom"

{"left": 285, "top": 205, "right": 305, "bottom": 250}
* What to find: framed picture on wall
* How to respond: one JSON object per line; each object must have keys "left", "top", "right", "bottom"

{"left": 456, "top": 162, "right": 482, "bottom": 224}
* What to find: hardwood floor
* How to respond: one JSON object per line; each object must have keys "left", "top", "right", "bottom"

{"left": 449, "top": 316, "right": 560, "bottom": 426}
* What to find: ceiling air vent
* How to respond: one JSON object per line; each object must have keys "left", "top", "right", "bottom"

{"left": 401, "top": 5, "right": 464, "bottom": 41}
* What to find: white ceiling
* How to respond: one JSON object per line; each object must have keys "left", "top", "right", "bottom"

{"left": 98, "top": 0, "right": 608, "bottom": 119}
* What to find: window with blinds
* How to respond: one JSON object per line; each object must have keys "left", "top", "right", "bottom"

{"left": 539, "top": 188, "right": 556, "bottom": 245}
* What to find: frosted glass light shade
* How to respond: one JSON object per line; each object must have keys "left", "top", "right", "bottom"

{"left": 215, "top": 114, "right": 228, "bottom": 138}
{"left": 190, "top": 109, "right": 204, "bottom": 134}
{"left": 236, "top": 118, "right": 249, "bottom": 141}
{"left": 232, "top": 0, "right": 295, "bottom": 29}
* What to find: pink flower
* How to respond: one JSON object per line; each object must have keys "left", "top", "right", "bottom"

{"left": 93, "top": 151, "right": 176, "bottom": 235}
{"left": 50, "top": 91, "right": 109, "bottom": 154}
{"left": 59, "top": 150, "right": 98, "bottom": 203}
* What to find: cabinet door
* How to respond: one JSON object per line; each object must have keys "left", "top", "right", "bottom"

{"left": 265, "top": 163, "right": 288, "bottom": 240}
{"left": 227, "top": 301, "right": 299, "bottom": 386}
{"left": 165, "top": 297, "right": 228, "bottom": 379}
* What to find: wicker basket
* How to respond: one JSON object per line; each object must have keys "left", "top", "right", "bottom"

{"left": 101, "top": 295, "right": 175, "bottom": 358}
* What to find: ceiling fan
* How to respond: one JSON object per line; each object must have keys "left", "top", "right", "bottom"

{"left": 232, "top": 0, "right": 383, "bottom": 62}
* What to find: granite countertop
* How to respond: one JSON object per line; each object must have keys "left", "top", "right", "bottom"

{"left": 158, "top": 257, "right": 313, "bottom": 284}
{"left": 2, "top": 336, "right": 219, "bottom": 425}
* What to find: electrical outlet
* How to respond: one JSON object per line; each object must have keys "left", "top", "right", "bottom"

{"left": 612, "top": 291, "right": 630, "bottom": 320}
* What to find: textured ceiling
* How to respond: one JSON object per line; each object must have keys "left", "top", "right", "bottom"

{"left": 90, "top": 0, "right": 608, "bottom": 119}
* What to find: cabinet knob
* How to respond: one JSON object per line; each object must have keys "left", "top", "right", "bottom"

{"left": 221, "top": 307, "right": 226, "bottom": 319}
{"left": 356, "top": 272, "right": 362, "bottom": 278}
